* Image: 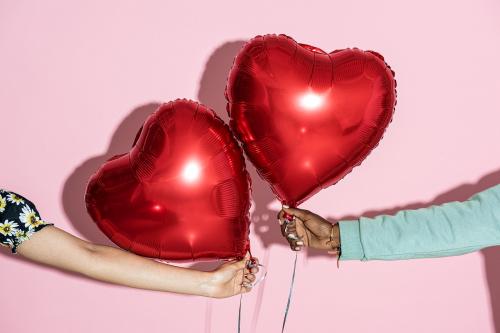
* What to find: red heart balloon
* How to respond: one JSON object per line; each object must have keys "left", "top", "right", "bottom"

{"left": 226, "top": 34, "right": 397, "bottom": 206}
{"left": 85, "top": 100, "right": 252, "bottom": 260}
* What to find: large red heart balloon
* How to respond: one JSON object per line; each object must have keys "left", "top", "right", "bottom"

{"left": 226, "top": 34, "right": 397, "bottom": 206}
{"left": 85, "top": 100, "right": 252, "bottom": 260}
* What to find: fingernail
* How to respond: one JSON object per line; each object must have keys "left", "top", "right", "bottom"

{"left": 278, "top": 219, "right": 283, "bottom": 225}
{"left": 294, "top": 246, "right": 301, "bottom": 251}
{"left": 297, "top": 241, "right": 304, "bottom": 246}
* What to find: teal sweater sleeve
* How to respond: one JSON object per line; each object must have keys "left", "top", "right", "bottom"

{"left": 339, "top": 184, "right": 500, "bottom": 260}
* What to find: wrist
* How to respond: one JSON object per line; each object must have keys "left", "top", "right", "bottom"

{"left": 332, "top": 223, "right": 340, "bottom": 247}
{"left": 325, "top": 223, "right": 340, "bottom": 252}
{"left": 198, "top": 271, "right": 216, "bottom": 297}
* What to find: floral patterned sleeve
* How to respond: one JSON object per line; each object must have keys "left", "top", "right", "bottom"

{"left": 0, "top": 189, "right": 53, "bottom": 253}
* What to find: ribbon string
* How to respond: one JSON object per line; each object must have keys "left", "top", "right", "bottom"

{"left": 281, "top": 252, "right": 298, "bottom": 333}
{"left": 238, "top": 262, "right": 267, "bottom": 333}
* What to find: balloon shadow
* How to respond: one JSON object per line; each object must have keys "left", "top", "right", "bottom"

{"left": 197, "top": 40, "right": 289, "bottom": 253}
{"left": 61, "top": 103, "right": 161, "bottom": 246}
{"left": 196, "top": 39, "right": 500, "bottom": 330}
{"left": 197, "top": 40, "right": 283, "bottom": 333}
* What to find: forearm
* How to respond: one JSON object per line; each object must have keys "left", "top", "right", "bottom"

{"left": 339, "top": 184, "right": 500, "bottom": 260}
{"left": 18, "top": 226, "right": 213, "bottom": 296}
{"left": 82, "top": 244, "right": 213, "bottom": 296}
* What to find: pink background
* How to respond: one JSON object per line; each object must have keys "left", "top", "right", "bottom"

{"left": 2, "top": 0, "right": 500, "bottom": 332}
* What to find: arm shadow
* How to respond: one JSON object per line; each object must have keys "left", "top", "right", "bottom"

{"left": 196, "top": 39, "right": 288, "bottom": 251}
{"left": 317, "top": 169, "right": 500, "bottom": 330}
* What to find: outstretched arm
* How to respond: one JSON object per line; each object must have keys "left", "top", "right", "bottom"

{"left": 278, "top": 184, "right": 500, "bottom": 261}
{"left": 16, "top": 226, "right": 257, "bottom": 297}
{"left": 0, "top": 190, "right": 257, "bottom": 297}
{"left": 339, "top": 184, "right": 500, "bottom": 260}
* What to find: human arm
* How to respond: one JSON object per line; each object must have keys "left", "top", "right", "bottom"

{"left": 16, "top": 226, "right": 257, "bottom": 297}
{"left": 277, "top": 208, "right": 339, "bottom": 252}
{"left": 0, "top": 190, "right": 257, "bottom": 298}
{"left": 278, "top": 184, "right": 500, "bottom": 260}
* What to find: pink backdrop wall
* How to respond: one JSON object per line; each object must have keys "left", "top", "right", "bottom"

{"left": 2, "top": 0, "right": 500, "bottom": 332}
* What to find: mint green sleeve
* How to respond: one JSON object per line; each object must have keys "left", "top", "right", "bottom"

{"left": 338, "top": 184, "right": 500, "bottom": 260}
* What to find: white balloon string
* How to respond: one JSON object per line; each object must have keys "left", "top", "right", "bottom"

{"left": 238, "top": 294, "right": 243, "bottom": 333}
{"left": 281, "top": 252, "right": 298, "bottom": 333}
{"left": 237, "top": 262, "right": 267, "bottom": 333}
{"left": 252, "top": 263, "right": 267, "bottom": 287}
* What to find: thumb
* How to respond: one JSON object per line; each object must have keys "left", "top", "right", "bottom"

{"left": 283, "top": 207, "right": 310, "bottom": 221}
{"left": 233, "top": 252, "right": 251, "bottom": 270}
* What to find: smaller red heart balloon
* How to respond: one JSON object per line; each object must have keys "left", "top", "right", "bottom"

{"left": 85, "top": 100, "right": 252, "bottom": 260}
{"left": 226, "top": 34, "right": 397, "bottom": 206}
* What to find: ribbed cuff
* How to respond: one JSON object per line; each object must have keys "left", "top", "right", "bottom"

{"left": 339, "top": 220, "right": 364, "bottom": 260}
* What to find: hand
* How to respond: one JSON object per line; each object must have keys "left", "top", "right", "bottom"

{"left": 206, "top": 253, "right": 259, "bottom": 298}
{"left": 278, "top": 207, "right": 340, "bottom": 252}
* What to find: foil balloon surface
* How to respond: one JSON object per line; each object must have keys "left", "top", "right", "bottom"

{"left": 226, "top": 34, "right": 397, "bottom": 206}
{"left": 86, "top": 99, "right": 252, "bottom": 260}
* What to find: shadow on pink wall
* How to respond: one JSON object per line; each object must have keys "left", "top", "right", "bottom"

{"left": 194, "top": 40, "right": 500, "bottom": 331}
{"left": 61, "top": 102, "right": 161, "bottom": 249}
{"left": 331, "top": 170, "right": 500, "bottom": 332}
{"left": 60, "top": 40, "right": 500, "bottom": 330}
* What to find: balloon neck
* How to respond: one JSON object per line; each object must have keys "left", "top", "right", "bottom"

{"left": 282, "top": 202, "right": 297, "bottom": 222}
{"left": 283, "top": 212, "right": 294, "bottom": 222}
{"left": 282, "top": 205, "right": 294, "bottom": 222}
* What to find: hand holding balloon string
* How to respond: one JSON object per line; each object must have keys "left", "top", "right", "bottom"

{"left": 205, "top": 253, "right": 261, "bottom": 298}
{"left": 245, "top": 254, "right": 267, "bottom": 287}
{"left": 278, "top": 206, "right": 341, "bottom": 253}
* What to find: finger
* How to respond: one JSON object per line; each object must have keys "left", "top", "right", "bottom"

{"left": 245, "top": 254, "right": 260, "bottom": 270}
{"left": 284, "top": 218, "right": 297, "bottom": 233}
{"left": 244, "top": 274, "right": 256, "bottom": 283}
{"left": 286, "top": 233, "right": 299, "bottom": 250}
{"left": 277, "top": 210, "right": 285, "bottom": 225}
{"left": 289, "top": 240, "right": 303, "bottom": 251}
{"left": 245, "top": 265, "right": 259, "bottom": 275}
{"left": 284, "top": 231, "right": 301, "bottom": 250}
{"left": 286, "top": 230, "right": 304, "bottom": 251}
{"left": 283, "top": 207, "right": 310, "bottom": 221}
{"left": 233, "top": 253, "right": 250, "bottom": 270}
{"left": 280, "top": 216, "right": 292, "bottom": 237}
{"left": 290, "top": 238, "right": 303, "bottom": 251}
{"left": 278, "top": 209, "right": 296, "bottom": 226}
{"left": 285, "top": 224, "right": 300, "bottom": 241}
{"left": 292, "top": 219, "right": 306, "bottom": 247}
{"left": 285, "top": 222, "right": 297, "bottom": 235}
{"left": 249, "top": 257, "right": 260, "bottom": 273}
{"left": 242, "top": 285, "right": 252, "bottom": 293}
{"left": 241, "top": 282, "right": 253, "bottom": 292}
